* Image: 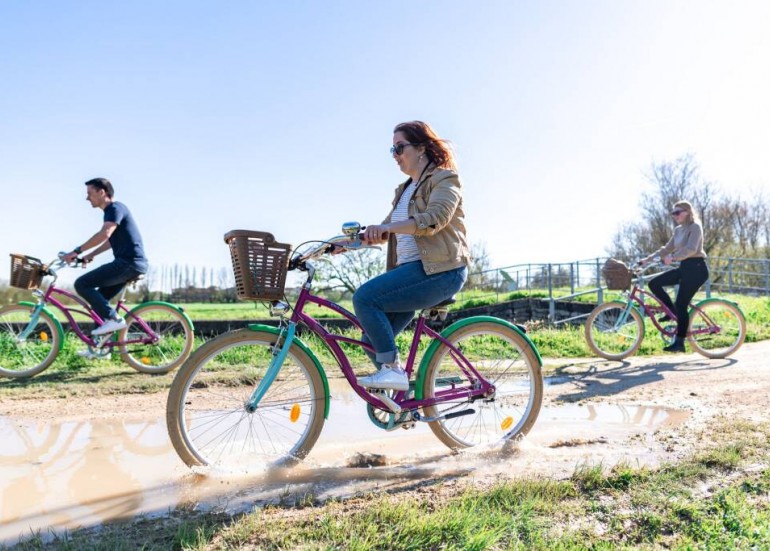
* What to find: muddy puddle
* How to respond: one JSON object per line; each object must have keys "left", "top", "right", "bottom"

{"left": 0, "top": 380, "right": 689, "bottom": 546}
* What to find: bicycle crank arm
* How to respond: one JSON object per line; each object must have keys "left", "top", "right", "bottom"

{"left": 414, "top": 408, "right": 475, "bottom": 423}
{"left": 369, "top": 389, "right": 402, "bottom": 414}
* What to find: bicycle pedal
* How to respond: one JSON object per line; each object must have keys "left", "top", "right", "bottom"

{"left": 370, "top": 389, "right": 402, "bottom": 414}
{"left": 93, "top": 336, "right": 109, "bottom": 349}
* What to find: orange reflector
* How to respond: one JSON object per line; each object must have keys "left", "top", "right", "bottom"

{"left": 500, "top": 417, "right": 513, "bottom": 431}
{"left": 290, "top": 403, "right": 301, "bottom": 423}
{"left": 40, "top": 332, "right": 49, "bottom": 342}
{"left": 141, "top": 357, "right": 151, "bottom": 365}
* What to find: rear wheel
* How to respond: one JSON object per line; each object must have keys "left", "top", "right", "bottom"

{"left": 585, "top": 301, "right": 644, "bottom": 360}
{"left": 0, "top": 304, "right": 60, "bottom": 378}
{"left": 119, "top": 304, "right": 194, "bottom": 374}
{"left": 421, "top": 320, "right": 543, "bottom": 450}
{"left": 687, "top": 299, "right": 746, "bottom": 359}
{"left": 166, "top": 329, "right": 327, "bottom": 470}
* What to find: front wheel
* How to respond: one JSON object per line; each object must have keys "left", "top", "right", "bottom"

{"left": 585, "top": 301, "right": 644, "bottom": 360}
{"left": 166, "top": 328, "right": 327, "bottom": 470}
{"left": 687, "top": 299, "right": 746, "bottom": 359}
{"left": 421, "top": 320, "right": 543, "bottom": 450}
{"left": 0, "top": 304, "right": 61, "bottom": 379}
{"left": 119, "top": 303, "right": 194, "bottom": 374}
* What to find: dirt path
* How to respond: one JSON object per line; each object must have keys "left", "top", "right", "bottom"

{"left": 1, "top": 340, "right": 768, "bottom": 545}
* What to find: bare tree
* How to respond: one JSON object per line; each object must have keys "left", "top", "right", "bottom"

{"left": 608, "top": 155, "right": 730, "bottom": 260}
{"left": 465, "top": 242, "right": 494, "bottom": 290}
{"left": 314, "top": 248, "right": 385, "bottom": 296}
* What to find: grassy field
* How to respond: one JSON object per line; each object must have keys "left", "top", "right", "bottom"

{"left": 11, "top": 417, "right": 770, "bottom": 550}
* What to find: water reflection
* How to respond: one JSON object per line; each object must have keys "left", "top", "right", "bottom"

{"left": 0, "top": 387, "right": 690, "bottom": 546}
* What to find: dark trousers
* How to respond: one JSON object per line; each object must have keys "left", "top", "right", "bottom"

{"left": 74, "top": 259, "right": 144, "bottom": 321}
{"left": 648, "top": 258, "right": 709, "bottom": 338}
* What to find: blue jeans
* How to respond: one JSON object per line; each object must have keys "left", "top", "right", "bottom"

{"left": 352, "top": 261, "right": 468, "bottom": 366}
{"left": 74, "top": 259, "right": 145, "bottom": 321}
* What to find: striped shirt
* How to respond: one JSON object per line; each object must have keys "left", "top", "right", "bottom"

{"left": 392, "top": 181, "right": 421, "bottom": 265}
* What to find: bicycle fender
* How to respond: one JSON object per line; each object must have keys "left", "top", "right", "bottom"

{"left": 247, "top": 323, "right": 331, "bottom": 419}
{"left": 127, "top": 301, "right": 195, "bottom": 331}
{"left": 689, "top": 298, "right": 746, "bottom": 317}
{"left": 413, "top": 315, "right": 542, "bottom": 401}
{"left": 18, "top": 301, "right": 65, "bottom": 351}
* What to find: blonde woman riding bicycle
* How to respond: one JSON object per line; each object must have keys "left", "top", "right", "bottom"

{"left": 639, "top": 200, "right": 708, "bottom": 353}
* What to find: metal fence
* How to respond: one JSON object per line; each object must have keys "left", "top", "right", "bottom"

{"left": 458, "top": 256, "right": 770, "bottom": 325}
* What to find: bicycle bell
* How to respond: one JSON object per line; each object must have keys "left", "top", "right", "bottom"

{"left": 341, "top": 221, "right": 361, "bottom": 237}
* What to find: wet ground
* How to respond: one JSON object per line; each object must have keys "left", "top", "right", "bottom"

{"left": 0, "top": 375, "right": 691, "bottom": 546}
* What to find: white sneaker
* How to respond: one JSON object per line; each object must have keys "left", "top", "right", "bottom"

{"left": 77, "top": 349, "right": 110, "bottom": 360}
{"left": 92, "top": 318, "right": 126, "bottom": 336}
{"left": 357, "top": 365, "right": 409, "bottom": 391}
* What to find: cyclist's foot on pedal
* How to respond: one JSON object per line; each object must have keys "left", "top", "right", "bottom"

{"left": 92, "top": 317, "right": 126, "bottom": 335}
{"left": 663, "top": 337, "right": 685, "bottom": 353}
{"left": 358, "top": 364, "right": 409, "bottom": 391}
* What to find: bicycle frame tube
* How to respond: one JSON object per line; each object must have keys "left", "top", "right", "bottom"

{"left": 36, "top": 286, "right": 157, "bottom": 348}
{"left": 292, "top": 287, "right": 493, "bottom": 411}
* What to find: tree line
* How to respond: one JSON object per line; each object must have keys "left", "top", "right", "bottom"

{"left": 608, "top": 154, "right": 770, "bottom": 262}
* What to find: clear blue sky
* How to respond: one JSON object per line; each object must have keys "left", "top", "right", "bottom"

{"left": 2, "top": 1, "right": 769, "bottom": 289}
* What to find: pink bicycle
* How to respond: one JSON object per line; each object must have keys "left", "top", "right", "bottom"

{"left": 166, "top": 224, "right": 543, "bottom": 470}
{"left": 0, "top": 254, "right": 194, "bottom": 378}
{"left": 585, "top": 260, "right": 746, "bottom": 360}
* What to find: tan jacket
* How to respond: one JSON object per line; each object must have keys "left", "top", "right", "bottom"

{"left": 384, "top": 165, "right": 471, "bottom": 274}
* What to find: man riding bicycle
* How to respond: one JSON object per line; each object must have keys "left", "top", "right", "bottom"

{"left": 62, "top": 178, "right": 148, "bottom": 337}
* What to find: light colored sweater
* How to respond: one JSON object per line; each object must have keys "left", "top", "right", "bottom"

{"left": 645, "top": 221, "right": 707, "bottom": 262}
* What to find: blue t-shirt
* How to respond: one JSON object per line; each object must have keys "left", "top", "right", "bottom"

{"left": 104, "top": 202, "right": 148, "bottom": 271}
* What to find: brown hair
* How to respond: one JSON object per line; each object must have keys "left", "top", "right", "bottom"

{"left": 673, "top": 200, "right": 699, "bottom": 224}
{"left": 393, "top": 121, "right": 456, "bottom": 171}
{"left": 85, "top": 177, "right": 114, "bottom": 198}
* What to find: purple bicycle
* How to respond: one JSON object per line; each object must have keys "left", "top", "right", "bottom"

{"left": 0, "top": 253, "right": 195, "bottom": 379}
{"left": 166, "top": 223, "right": 543, "bottom": 470}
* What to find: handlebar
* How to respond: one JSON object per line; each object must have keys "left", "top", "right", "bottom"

{"left": 289, "top": 231, "right": 382, "bottom": 270}
{"left": 630, "top": 258, "right": 678, "bottom": 277}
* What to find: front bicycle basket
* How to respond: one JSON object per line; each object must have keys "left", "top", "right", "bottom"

{"left": 9, "top": 254, "right": 45, "bottom": 290}
{"left": 602, "top": 258, "right": 632, "bottom": 291}
{"left": 224, "top": 230, "right": 292, "bottom": 301}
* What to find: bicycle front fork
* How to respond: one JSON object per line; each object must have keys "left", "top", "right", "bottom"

{"left": 245, "top": 321, "right": 296, "bottom": 412}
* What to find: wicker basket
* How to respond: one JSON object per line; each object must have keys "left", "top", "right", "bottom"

{"left": 602, "top": 258, "right": 632, "bottom": 291}
{"left": 9, "top": 254, "right": 45, "bottom": 290}
{"left": 224, "top": 230, "right": 292, "bottom": 301}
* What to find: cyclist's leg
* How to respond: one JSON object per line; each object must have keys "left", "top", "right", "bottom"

{"left": 360, "top": 311, "right": 416, "bottom": 368}
{"left": 353, "top": 261, "right": 467, "bottom": 365}
{"left": 648, "top": 268, "right": 680, "bottom": 315}
{"left": 673, "top": 259, "right": 709, "bottom": 338}
{"left": 75, "top": 259, "right": 142, "bottom": 321}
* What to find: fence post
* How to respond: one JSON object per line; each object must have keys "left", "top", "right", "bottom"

{"left": 765, "top": 259, "right": 769, "bottom": 295}
{"left": 728, "top": 258, "right": 733, "bottom": 293}
{"left": 596, "top": 258, "right": 603, "bottom": 304}
{"left": 548, "top": 263, "right": 555, "bottom": 322}
{"left": 570, "top": 263, "right": 575, "bottom": 296}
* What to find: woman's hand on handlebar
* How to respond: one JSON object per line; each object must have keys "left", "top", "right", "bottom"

{"left": 362, "top": 224, "right": 389, "bottom": 244}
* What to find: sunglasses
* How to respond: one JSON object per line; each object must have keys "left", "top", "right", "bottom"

{"left": 390, "top": 143, "right": 416, "bottom": 156}
{"left": 671, "top": 210, "right": 686, "bottom": 216}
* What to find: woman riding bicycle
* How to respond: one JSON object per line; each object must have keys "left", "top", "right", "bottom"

{"left": 640, "top": 200, "right": 709, "bottom": 353}
{"left": 354, "top": 121, "right": 471, "bottom": 391}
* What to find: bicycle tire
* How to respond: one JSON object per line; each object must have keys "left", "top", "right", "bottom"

{"left": 166, "top": 328, "right": 326, "bottom": 470}
{"left": 119, "top": 303, "right": 194, "bottom": 374}
{"left": 0, "top": 304, "right": 61, "bottom": 378}
{"left": 585, "top": 301, "right": 645, "bottom": 360}
{"left": 421, "top": 320, "right": 543, "bottom": 450}
{"left": 687, "top": 299, "right": 746, "bottom": 359}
